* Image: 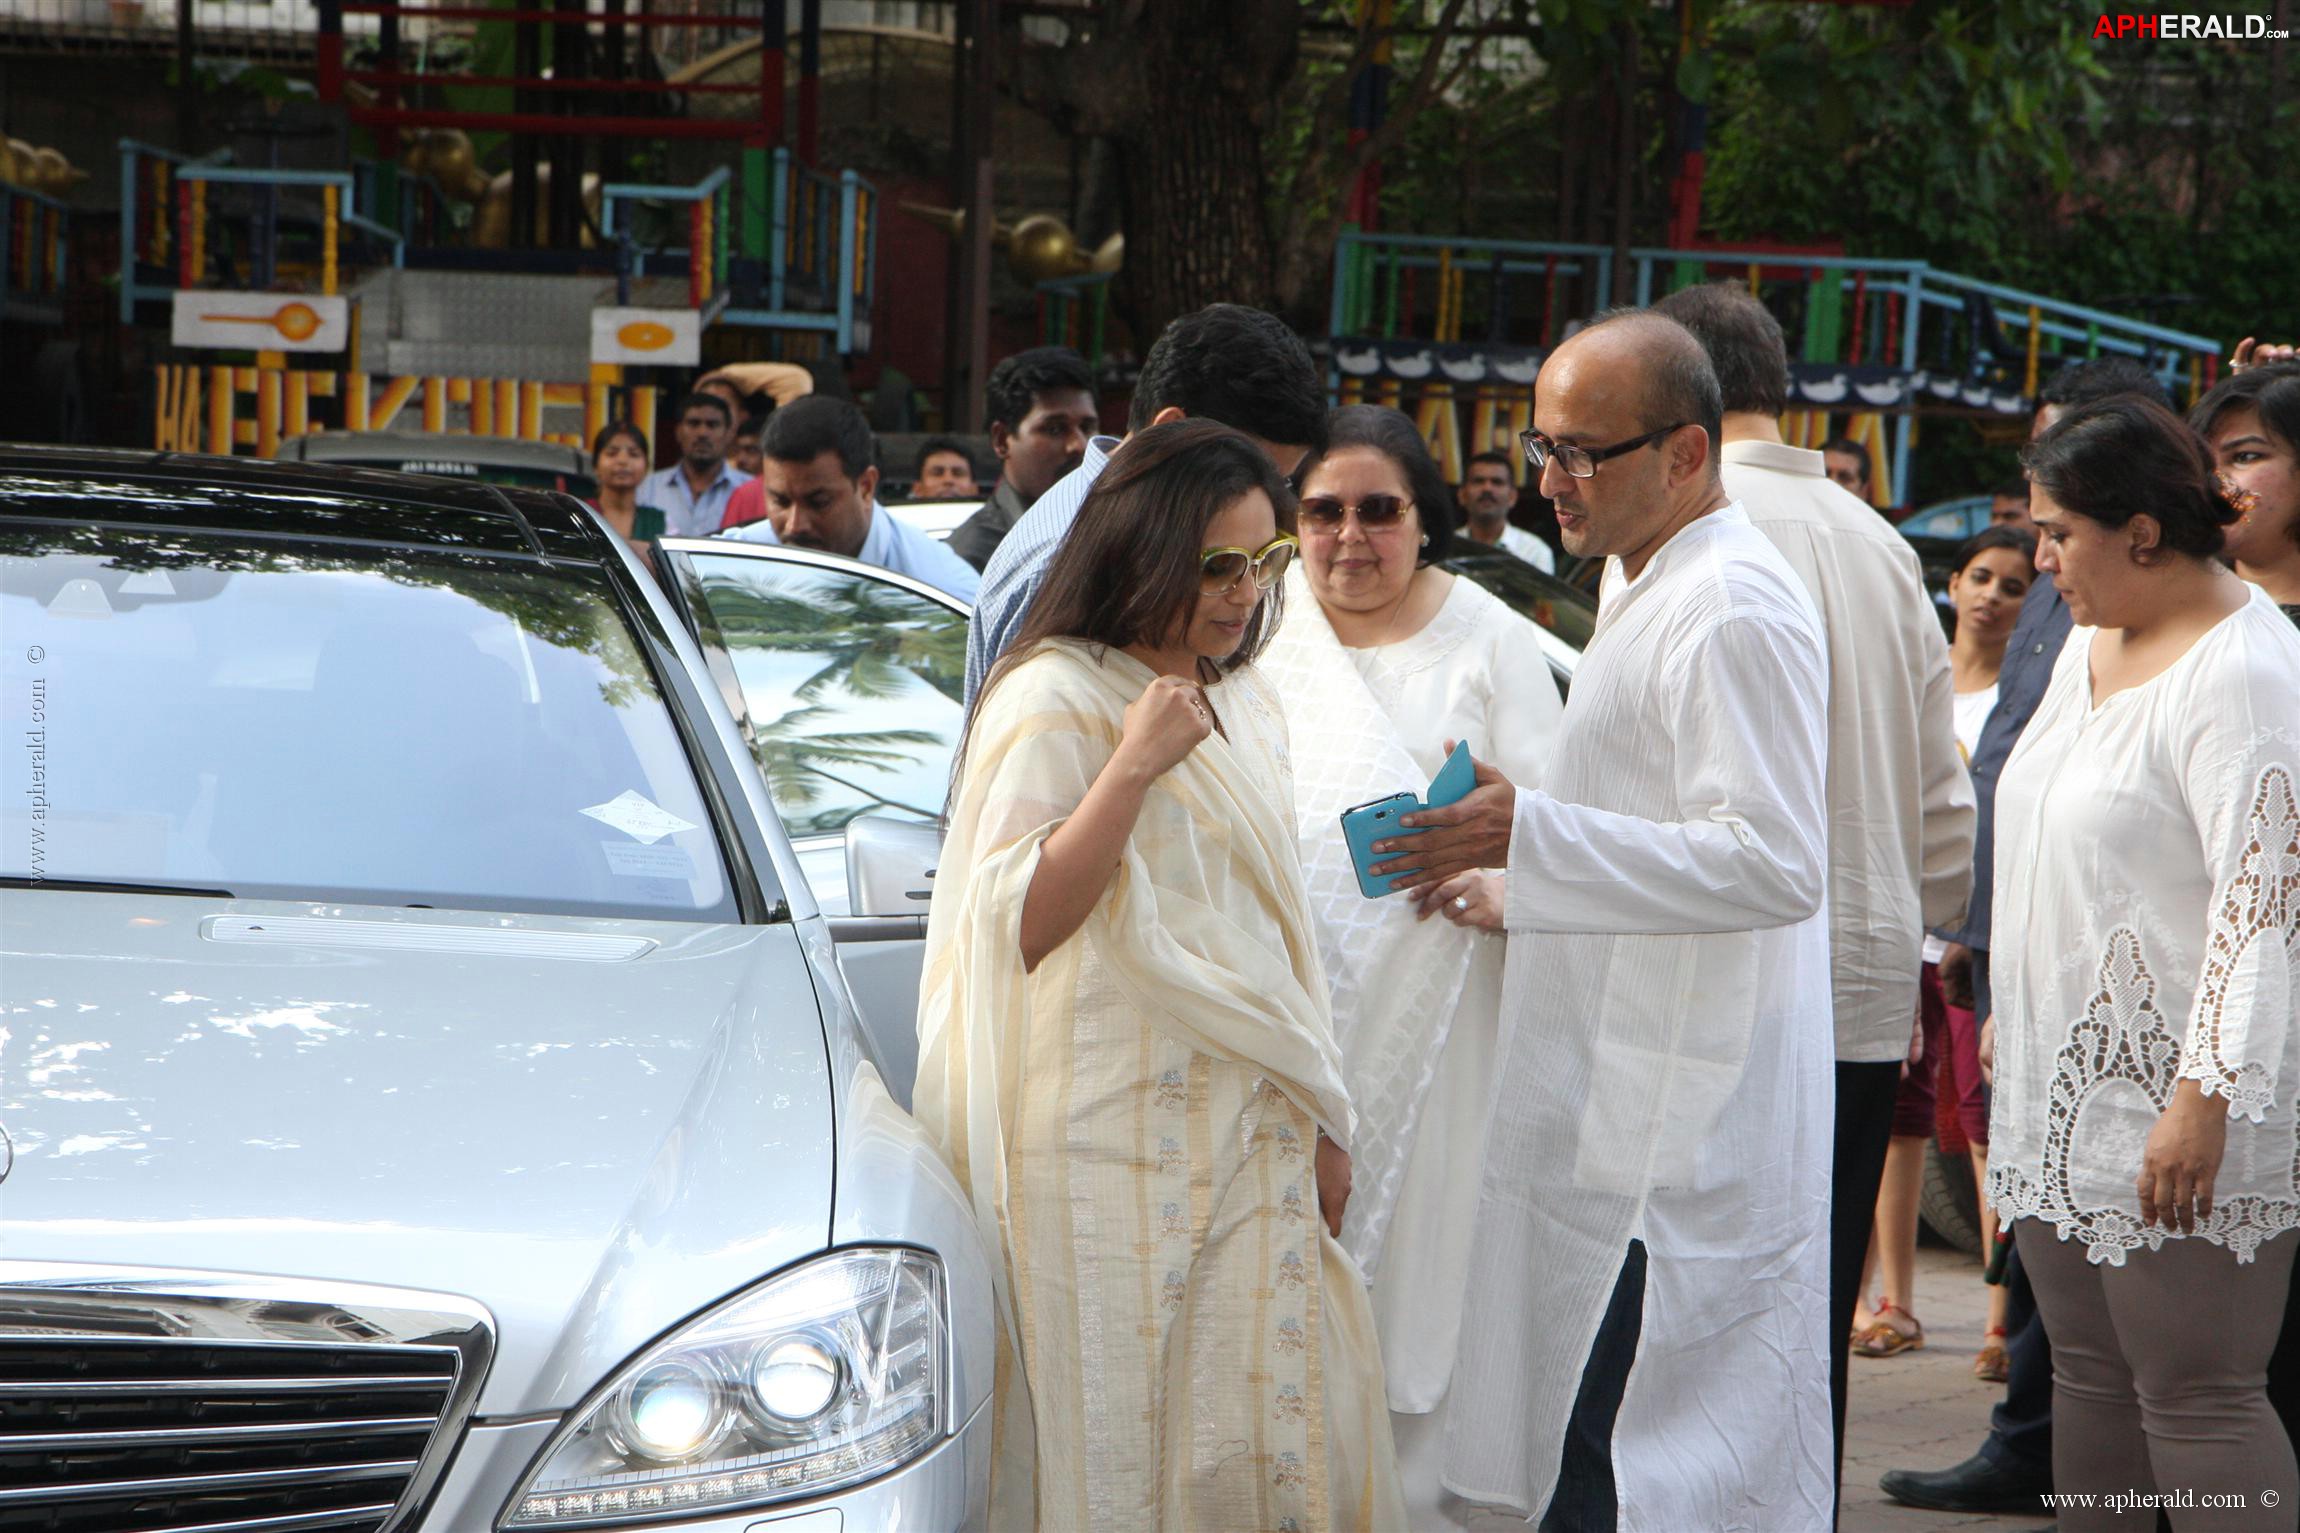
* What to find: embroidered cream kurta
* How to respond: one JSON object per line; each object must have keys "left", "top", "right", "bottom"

{"left": 1988, "top": 587, "right": 2300, "bottom": 1266}
{"left": 913, "top": 639, "right": 1405, "bottom": 1532}
{"left": 1260, "top": 570, "right": 1563, "bottom": 1414}
{"left": 1443, "top": 504, "right": 1838, "bottom": 1531}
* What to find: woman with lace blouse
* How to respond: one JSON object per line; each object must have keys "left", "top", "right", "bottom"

{"left": 1989, "top": 393, "right": 2300, "bottom": 1526}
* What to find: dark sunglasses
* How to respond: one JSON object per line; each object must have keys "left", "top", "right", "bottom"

{"left": 1297, "top": 494, "right": 1413, "bottom": 530}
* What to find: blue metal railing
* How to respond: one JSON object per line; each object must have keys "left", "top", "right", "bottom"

{"left": 603, "top": 163, "right": 731, "bottom": 319}
{"left": 1328, "top": 229, "right": 2224, "bottom": 505}
{"left": 119, "top": 140, "right": 404, "bottom": 323}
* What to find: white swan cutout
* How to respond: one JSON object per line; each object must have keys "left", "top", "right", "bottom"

{"left": 1799, "top": 373, "right": 1850, "bottom": 404}
{"left": 1334, "top": 344, "right": 1382, "bottom": 377}
{"left": 1492, "top": 356, "right": 1543, "bottom": 384}
{"left": 1438, "top": 354, "right": 1488, "bottom": 382}
{"left": 1853, "top": 379, "right": 1905, "bottom": 406}
{"left": 1386, "top": 349, "right": 1436, "bottom": 379}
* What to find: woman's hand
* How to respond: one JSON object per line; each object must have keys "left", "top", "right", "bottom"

{"left": 2231, "top": 337, "right": 2298, "bottom": 374}
{"left": 1117, "top": 674, "right": 1213, "bottom": 779}
{"left": 2138, "top": 1080, "right": 2230, "bottom": 1234}
{"left": 1411, "top": 869, "right": 1504, "bottom": 931}
{"left": 1315, "top": 1132, "right": 1351, "bottom": 1238}
{"left": 1018, "top": 675, "right": 1205, "bottom": 972}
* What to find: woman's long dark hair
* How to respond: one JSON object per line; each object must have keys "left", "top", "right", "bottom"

{"left": 955, "top": 418, "right": 1298, "bottom": 792}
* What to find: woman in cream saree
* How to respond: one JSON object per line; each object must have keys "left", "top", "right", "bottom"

{"left": 914, "top": 420, "right": 1404, "bottom": 1532}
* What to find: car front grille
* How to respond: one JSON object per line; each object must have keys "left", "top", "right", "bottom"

{"left": 0, "top": 1272, "right": 493, "bottom": 1533}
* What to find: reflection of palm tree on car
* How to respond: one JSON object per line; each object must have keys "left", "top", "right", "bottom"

{"left": 702, "top": 572, "right": 967, "bottom": 829}
{"left": 702, "top": 573, "right": 966, "bottom": 705}
{"left": 750, "top": 703, "right": 944, "bottom": 832}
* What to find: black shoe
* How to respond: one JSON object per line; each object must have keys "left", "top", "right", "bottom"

{"left": 1879, "top": 1450, "right": 2052, "bottom": 1514}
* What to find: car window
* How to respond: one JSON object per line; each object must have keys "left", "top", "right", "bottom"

{"left": 1904, "top": 502, "right": 1981, "bottom": 540}
{"left": 683, "top": 551, "right": 966, "bottom": 838}
{"left": 323, "top": 456, "right": 600, "bottom": 500}
{"left": 1443, "top": 552, "right": 1599, "bottom": 653}
{"left": 0, "top": 523, "right": 736, "bottom": 921}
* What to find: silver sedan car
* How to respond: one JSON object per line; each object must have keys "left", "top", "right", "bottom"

{"left": 0, "top": 447, "right": 993, "bottom": 1532}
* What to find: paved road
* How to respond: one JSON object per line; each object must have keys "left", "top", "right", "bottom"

{"left": 1844, "top": 1244, "right": 2055, "bottom": 1533}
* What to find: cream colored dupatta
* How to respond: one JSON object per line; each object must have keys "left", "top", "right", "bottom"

{"left": 1257, "top": 569, "right": 1480, "bottom": 1278}
{"left": 912, "top": 638, "right": 1399, "bottom": 1531}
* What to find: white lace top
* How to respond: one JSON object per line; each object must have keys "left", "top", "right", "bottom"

{"left": 1986, "top": 586, "right": 2300, "bottom": 1265}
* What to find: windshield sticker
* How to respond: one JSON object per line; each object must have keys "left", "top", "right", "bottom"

{"left": 601, "top": 841, "right": 696, "bottom": 879}
{"left": 47, "top": 578, "right": 114, "bottom": 619}
{"left": 119, "top": 570, "right": 177, "bottom": 596}
{"left": 580, "top": 789, "right": 698, "bottom": 844}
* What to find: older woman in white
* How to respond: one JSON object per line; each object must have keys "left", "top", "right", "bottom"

{"left": 1989, "top": 394, "right": 2300, "bottom": 1529}
{"left": 1257, "top": 405, "right": 1563, "bottom": 1515}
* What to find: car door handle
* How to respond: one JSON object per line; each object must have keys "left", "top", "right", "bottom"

{"left": 907, "top": 868, "right": 936, "bottom": 902}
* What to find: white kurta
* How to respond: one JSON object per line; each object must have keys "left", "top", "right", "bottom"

{"left": 1264, "top": 573, "right": 1564, "bottom": 1409}
{"left": 1443, "top": 503, "right": 1838, "bottom": 1531}
{"left": 1987, "top": 588, "right": 2300, "bottom": 1267}
{"left": 1724, "top": 440, "right": 1974, "bottom": 1062}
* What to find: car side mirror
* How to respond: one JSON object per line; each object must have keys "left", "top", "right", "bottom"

{"left": 843, "top": 815, "right": 945, "bottom": 917}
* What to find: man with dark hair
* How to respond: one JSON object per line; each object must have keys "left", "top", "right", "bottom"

{"left": 732, "top": 414, "right": 766, "bottom": 479}
{"left": 721, "top": 396, "right": 979, "bottom": 598}
{"left": 947, "top": 347, "right": 1098, "bottom": 569}
{"left": 1397, "top": 308, "right": 1836, "bottom": 1529}
{"left": 1657, "top": 280, "right": 1975, "bottom": 1511}
{"left": 1456, "top": 450, "right": 1555, "bottom": 572}
{"left": 1821, "top": 436, "right": 1873, "bottom": 504}
{"left": 963, "top": 303, "right": 1327, "bottom": 701}
{"left": 1881, "top": 354, "right": 2176, "bottom": 1515}
{"left": 639, "top": 392, "right": 753, "bottom": 536}
{"left": 911, "top": 437, "right": 979, "bottom": 501}
{"left": 1989, "top": 476, "right": 2033, "bottom": 530}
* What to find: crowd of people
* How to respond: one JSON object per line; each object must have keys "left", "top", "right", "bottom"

{"left": 575, "top": 333, "right": 1570, "bottom": 621}
{"left": 586, "top": 299, "right": 2300, "bottom": 1531}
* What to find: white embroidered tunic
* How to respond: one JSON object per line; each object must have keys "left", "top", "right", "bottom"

{"left": 1987, "top": 586, "right": 2300, "bottom": 1266}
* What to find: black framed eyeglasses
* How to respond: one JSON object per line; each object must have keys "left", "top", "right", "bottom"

{"left": 1520, "top": 423, "right": 1689, "bottom": 479}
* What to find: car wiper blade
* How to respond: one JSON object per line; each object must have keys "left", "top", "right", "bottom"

{"left": 0, "top": 877, "right": 236, "bottom": 898}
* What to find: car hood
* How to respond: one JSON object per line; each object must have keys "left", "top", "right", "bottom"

{"left": 0, "top": 892, "right": 836, "bottom": 1416}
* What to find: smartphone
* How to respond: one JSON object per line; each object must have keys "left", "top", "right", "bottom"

{"left": 1338, "top": 741, "right": 1475, "bottom": 899}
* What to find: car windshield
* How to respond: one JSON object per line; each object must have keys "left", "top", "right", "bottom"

{"left": 0, "top": 523, "right": 735, "bottom": 921}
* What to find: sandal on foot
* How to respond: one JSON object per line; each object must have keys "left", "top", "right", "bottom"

{"left": 1853, "top": 1301, "right": 1925, "bottom": 1358}
{"left": 1973, "top": 1326, "right": 2009, "bottom": 1383}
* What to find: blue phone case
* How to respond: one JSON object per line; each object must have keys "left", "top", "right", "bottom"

{"left": 1339, "top": 741, "right": 1476, "bottom": 898}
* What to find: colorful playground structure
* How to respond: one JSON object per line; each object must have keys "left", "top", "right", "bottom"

{"left": 1324, "top": 230, "right": 2226, "bottom": 509}
{"left": 116, "top": 127, "right": 879, "bottom": 458}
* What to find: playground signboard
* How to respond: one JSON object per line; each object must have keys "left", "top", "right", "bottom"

{"left": 170, "top": 292, "right": 350, "bottom": 354}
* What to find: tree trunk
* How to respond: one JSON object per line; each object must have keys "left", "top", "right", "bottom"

{"left": 1112, "top": 87, "right": 1281, "bottom": 338}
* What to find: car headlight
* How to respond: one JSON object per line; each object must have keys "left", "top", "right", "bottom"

{"left": 499, "top": 1248, "right": 946, "bottom": 1527}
